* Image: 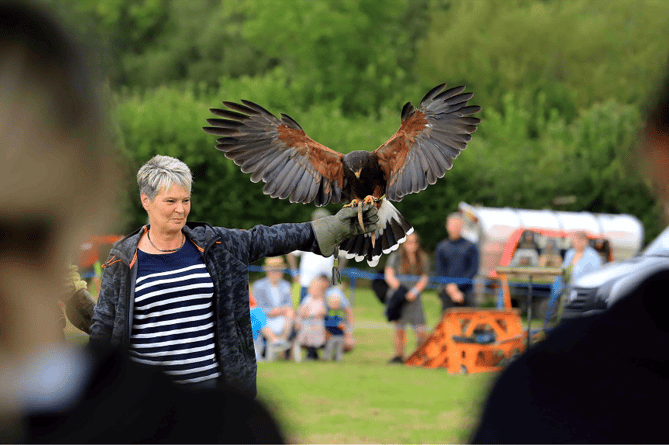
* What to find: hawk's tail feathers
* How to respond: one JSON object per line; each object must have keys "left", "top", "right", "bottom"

{"left": 339, "top": 199, "right": 413, "bottom": 267}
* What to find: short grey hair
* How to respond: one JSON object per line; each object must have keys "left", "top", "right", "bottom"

{"left": 137, "top": 155, "right": 192, "bottom": 201}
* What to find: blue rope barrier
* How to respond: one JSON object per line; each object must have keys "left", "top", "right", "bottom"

{"left": 83, "top": 264, "right": 553, "bottom": 293}
{"left": 85, "top": 264, "right": 556, "bottom": 308}
{"left": 247, "top": 264, "right": 555, "bottom": 306}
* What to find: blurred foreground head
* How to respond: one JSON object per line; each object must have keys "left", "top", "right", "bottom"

{"left": 643, "top": 63, "right": 669, "bottom": 221}
{"left": 0, "top": 1, "right": 115, "bottom": 352}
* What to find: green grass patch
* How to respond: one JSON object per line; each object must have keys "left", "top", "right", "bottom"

{"left": 257, "top": 360, "right": 494, "bottom": 444}
{"left": 256, "top": 286, "right": 497, "bottom": 443}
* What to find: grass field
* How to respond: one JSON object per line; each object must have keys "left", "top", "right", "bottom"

{"left": 256, "top": 286, "right": 498, "bottom": 444}
{"left": 65, "top": 285, "right": 503, "bottom": 444}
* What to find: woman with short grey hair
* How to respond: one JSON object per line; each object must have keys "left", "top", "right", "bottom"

{"left": 137, "top": 155, "right": 192, "bottom": 200}
{"left": 90, "top": 154, "right": 380, "bottom": 396}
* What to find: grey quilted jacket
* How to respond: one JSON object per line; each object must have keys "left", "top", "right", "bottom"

{"left": 89, "top": 221, "right": 319, "bottom": 398}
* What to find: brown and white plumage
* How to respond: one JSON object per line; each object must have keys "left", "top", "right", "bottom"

{"left": 202, "top": 83, "right": 481, "bottom": 266}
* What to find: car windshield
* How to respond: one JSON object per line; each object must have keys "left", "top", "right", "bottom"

{"left": 643, "top": 226, "right": 669, "bottom": 257}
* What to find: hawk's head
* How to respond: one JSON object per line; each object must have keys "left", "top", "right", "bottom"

{"left": 342, "top": 151, "right": 375, "bottom": 178}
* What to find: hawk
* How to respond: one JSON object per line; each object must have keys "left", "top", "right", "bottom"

{"left": 202, "top": 84, "right": 481, "bottom": 266}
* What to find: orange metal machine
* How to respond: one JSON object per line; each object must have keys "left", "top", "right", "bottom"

{"left": 405, "top": 267, "right": 564, "bottom": 374}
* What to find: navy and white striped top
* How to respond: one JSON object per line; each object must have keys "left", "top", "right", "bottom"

{"left": 129, "top": 240, "right": 221, "bottom": 385}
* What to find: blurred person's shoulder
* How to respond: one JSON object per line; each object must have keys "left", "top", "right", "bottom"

{"left": 25, "top": 346, "right": 284, "bottom": 443}
{"left": 473, "top": 267, "right": 669, "bottom": 443}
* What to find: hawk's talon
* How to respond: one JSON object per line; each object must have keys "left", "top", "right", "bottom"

{"left": 361, "top": 195, "right": 377, "bottom": 248}
{"left": 343, "top": 198, "right": 360, "bottom": 208}
{"left": 346, "top": 196, "right": 379, "bottom": 238}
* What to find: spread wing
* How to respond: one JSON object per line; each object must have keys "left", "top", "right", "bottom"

{"left": 203, "top": 100, "right": 347, "bottom": 206}
{"left": 373, "top": 84, "right": 481, "bottom": 201}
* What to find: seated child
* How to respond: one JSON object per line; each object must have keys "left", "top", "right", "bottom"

{"left": 323, "top": 292, "right": 347, "bottom": 361}
{"left": 327, "top": 286, "right": 356, "bottom": 352}
{"left": 297, "top": 274, "right": 328, "bottom": 360}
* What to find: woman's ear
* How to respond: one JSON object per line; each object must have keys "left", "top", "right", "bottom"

{"left": 140, "top": 194, "right": 150, "bottom": 211}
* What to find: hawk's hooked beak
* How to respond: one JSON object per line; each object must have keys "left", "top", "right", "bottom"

{"left": 354, "top": 169, "right": 362, "bottom": 178}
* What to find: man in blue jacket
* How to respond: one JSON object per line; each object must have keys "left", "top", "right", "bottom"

{"left": 434, "top": 213, "right": 479, "bottom": 311}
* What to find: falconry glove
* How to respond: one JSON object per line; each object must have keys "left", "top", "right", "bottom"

{"left": 311, "top": 204, "right": 379, "bottom": 257}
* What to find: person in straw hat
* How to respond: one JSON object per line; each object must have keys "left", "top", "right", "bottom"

{"left": 252, "top": 256, "right": 296, "bottom": 349}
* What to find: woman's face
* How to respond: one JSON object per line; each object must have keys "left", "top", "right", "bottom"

{"left": 572, "top": 234, "right": 588, "bottom": 253}
{"left": 141, "top": 183, "right": 191, "bottom": 233}
{"left": 403, "top": 233, "right": 419, "bottom": 254}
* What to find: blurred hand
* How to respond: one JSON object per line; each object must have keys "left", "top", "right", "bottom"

{"left": 447, "top": 283, "right": 464, "bottom": 303}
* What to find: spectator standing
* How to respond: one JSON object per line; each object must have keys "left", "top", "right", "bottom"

{"left": 384, "top": 232, "right": 430, "bottom": 364}
{"left": 435, "top": 213, "right": 479, "bottom": 311}
{"left": 297, "top": 274, "right": 328, "bottom": 360}
{"left": 60, "top": 265, "right": 97, "bottom": 336}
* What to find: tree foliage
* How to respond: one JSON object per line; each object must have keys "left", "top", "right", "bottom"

{"left": 42, "top": 0, "right": 669, "bottom": 256}
{"left": 232, "top": 0, "right": 430, "bottom": 115}
{"left": 418, "top": 0, "right": 669, "bottom": 117}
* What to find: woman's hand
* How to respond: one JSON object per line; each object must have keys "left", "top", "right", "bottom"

{"left": 384, "top": 267, "right": 401, "bottom": 290}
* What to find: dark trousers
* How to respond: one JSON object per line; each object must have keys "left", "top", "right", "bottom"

{"left": 438, "top": 287, "right": 473, "bottom": 312}
{"left": 306, "top": 346, "right": 320, "bottom": 359}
